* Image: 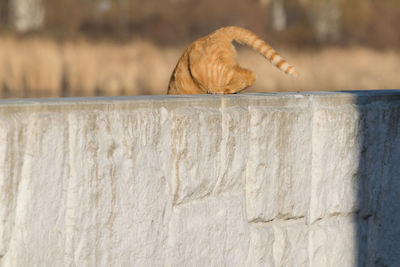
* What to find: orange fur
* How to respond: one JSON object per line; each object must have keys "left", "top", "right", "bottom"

{"left": 167, "top": 26, "right": 298, "bottom": 95}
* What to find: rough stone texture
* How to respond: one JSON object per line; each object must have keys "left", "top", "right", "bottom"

{"left": 0, "top": 91, "right": 399, "bottom": 266}
{"left": 246, "top": 105, "right": 312, "bottom": 223}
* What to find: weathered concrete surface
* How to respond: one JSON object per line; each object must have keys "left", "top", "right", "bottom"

{"left": 0, "top": 91, "right": 399, "bottom": 266}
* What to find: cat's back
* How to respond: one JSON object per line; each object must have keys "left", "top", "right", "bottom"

{"left": 167, "top": 27, "right": 239, "bottom": 94}
{"left": 189, "top": 29, "right": 237, "bottom": 68}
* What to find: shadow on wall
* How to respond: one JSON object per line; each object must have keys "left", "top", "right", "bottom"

{"left": 351, "top": 90, "right": 400, "bottom": 266}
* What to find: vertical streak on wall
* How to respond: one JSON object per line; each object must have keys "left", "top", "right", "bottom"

{"left": 0, "top": 112, "right": 28, "bottom": 259}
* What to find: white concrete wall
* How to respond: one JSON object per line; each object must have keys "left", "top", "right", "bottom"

{"left": 0, "top": 91, "right": 399, "bottom": 266}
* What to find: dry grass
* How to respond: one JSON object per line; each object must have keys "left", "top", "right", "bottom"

{"left": 239, "top": 47, "right": 400, "bottom": 92}
{"left": 0, "top": 37, "right": 399, "bottom": 98}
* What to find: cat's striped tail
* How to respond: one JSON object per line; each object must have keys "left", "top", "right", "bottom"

{"left": 223, "top": 26, "right": 298, "bottom": 77}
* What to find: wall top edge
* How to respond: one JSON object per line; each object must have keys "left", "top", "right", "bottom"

{"left": 0, "top": 90, "right": 399, "bottom": 112}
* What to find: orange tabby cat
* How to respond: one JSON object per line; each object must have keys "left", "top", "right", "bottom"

{"left": 167, "top": 26, "right": 298, "bottom": 95}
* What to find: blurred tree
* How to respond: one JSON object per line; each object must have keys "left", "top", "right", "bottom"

{"left": 1, "top": 0, "right": 399, "bottom": 48}
{"left": 271, "top": 0, "right": 287, "bottom": 32}
{"left": 0, "top": 0, "right": 9, "bottom": 27}
{"left": 368, "top": 0, "right": 400, "bottom": 48}
{"left": 259, "top": 0, "right": 287, "bottom": 32}
{"left": 341, "top": 0, "right": 372, "bottom": 44}
{"left": 10, "top": 0, "right": 45, "bottom": 32}
{"left": 308, "top": 0, "right": 342, "bottom": 43}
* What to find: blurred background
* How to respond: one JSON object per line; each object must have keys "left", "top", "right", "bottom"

{"left": 0, "top": 0, "right": 399, "bottom": 98}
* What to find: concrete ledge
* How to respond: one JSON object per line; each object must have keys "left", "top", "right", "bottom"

{"left": 0, "top": 91, "right": 399, "bottom": 266}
